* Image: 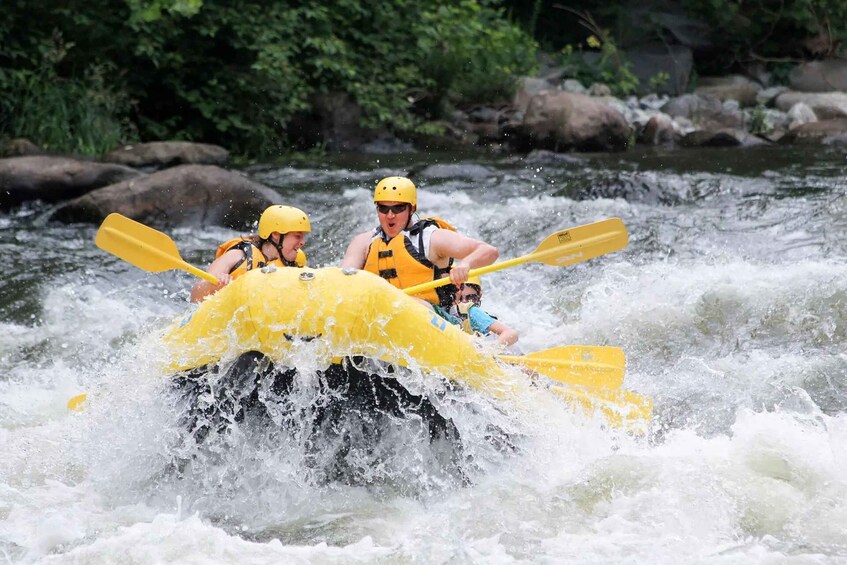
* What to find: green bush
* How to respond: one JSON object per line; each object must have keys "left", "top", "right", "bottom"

{"left": 0, "top": 0, "right": 537, "bottom": 157}
{"left": 416, "top": 1, "right": 537, "bottom": 115}
{"left": 679, "top": 0, "right": 847, "bottom": 67}
{"left": 0, "top": 31, "right": 136, "bottom": 156}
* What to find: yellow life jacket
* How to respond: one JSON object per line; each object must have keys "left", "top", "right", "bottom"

{"left": 363, "top": 217, "right": 457, "bottom": 305}
{"left": 216, "top": 237, "right": 306, "bottom": 279}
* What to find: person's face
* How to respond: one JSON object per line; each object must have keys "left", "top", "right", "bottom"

{"left": 376, "top": 201, "right": 412, "bottom": 238}
{"left": 456, "top": 284, "right": 481, "bottom": 306}
{"left": 280, "top": 231, "right": 306, "bottom": 260}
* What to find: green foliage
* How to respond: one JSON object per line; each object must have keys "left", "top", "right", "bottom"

{"left": 0, "top": 30, "right": 136, "bottom": 155}
{"left": 0, "top": 0, "right": 537, "bottom": 157}
{"left": 748, "top": 104, "right": 771, "bottom": 135}
{"left": 558, "top": 36, "right": 639, "bottom": 97}
{"left": 553, "top": 9, "right": 639, "bottom": 97}
{"left": 416, "top": 1, "right": 537, "bottom": 115}
{"left": 679, "top": 0, "right": 847, "bottom": 66}
{"left": 648, "top": 72, "right": 670, "bottom": 93}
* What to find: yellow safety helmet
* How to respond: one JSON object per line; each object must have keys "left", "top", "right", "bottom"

{"left": 465, "top": 275, "right": 482, "bottom": 292}
{"left": 258, "top": 205, "right": 311, "bottom": 238}
{"left": 374, "top": 176, "right": 416, "bottom": 207}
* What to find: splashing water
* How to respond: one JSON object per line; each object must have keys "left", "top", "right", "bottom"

{"left": 2, "top": 145, "right": 846, "bottom": 562}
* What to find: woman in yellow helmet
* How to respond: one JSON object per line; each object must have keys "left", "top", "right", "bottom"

{"left": 190, "top": 205, "right": 311, "bottom": 303}
{"left": 340, "top": 176, "right": 499, "bottom": 307}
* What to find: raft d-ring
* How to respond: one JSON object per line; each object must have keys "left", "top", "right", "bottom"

{"left": 299, "top": 271, "right": 315, "bottom": 282}
{"left": 341, "top": 268, "right": 358, "bottom": 276}
{"left": 260, "top": 264, "right": 277, "bottom": 274}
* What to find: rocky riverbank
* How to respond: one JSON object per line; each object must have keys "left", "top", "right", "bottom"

{"left": 2, "top": 60, "right": 846, "bottom": 228}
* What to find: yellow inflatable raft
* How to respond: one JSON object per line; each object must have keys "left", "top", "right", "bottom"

{"left": 158, "top": 265, "right": 649, "bottom": 430}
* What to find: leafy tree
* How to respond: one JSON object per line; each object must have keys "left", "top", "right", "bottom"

{"left": 0, "top": 0, "right": 536, "bottom": 157}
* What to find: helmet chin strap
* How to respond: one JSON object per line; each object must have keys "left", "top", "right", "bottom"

{"left": 262, "top": 232, "right": 286, "bottom": 262}
{"left": 404, "top": 206, "right": 416, "bottom": 230}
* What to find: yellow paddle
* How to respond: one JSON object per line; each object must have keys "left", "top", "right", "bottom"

{"left": 67, "top": 393, "right": 87, "bottom": 412}
{"left": 552, "top": 385, "right": 653, "bottom": 433}
{"left": 67, "top": 344, "right": 625, "bottom": 411}
{"left": 499, "top": 345, "right": 625, "bottom": 389}
{"left": 402, "top": 217, "right": 628, "bottom": 297}
{"left": 75, "top": 215, "right": 633, "bottom": 410}
{"left": 95, "top": 213, "right": 219, "bottom": 284}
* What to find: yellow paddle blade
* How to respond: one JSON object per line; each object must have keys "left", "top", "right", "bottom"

{"left": 67, "top": 393, "right": 87, "bottom": 412}
{"left": 552, "top": 385, "right": 653, "bottom": 433}
{"left": 529, "top": 217, "right": 629, "bottom": 267}
{"left": 95, "top": 213, "right": 217, "bottom": 283}
{"left": 500, "top": 345, "right": 625, "bottom": 389}
{"left": 404, "top": 217, "right": 628, "bottom": 296}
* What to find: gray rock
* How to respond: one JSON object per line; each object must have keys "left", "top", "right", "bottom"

{"left": 51, "top": 164, "right": 280, "bottom": 228}
{"left": 638, "top": 114, "right": 677, "bottom": 145}
{"left": 513, "top": 77, "right": 555, "bottom": 115}
{"left": 786, "top": 103, "right": 818, "bottom": 130}
{"left": 0, "top": 156, "right": 142, "bottom": 210}
{"left": 588, "top": 83, "right": 612, "bottom": 97}
{"left": 103, "top": 141, "right": 229, "bottom": 169}
{"left": 508, "top": 91, "right": 632, "bottom": 152}
{"left": 418, "top": 164, "right": 495, "bottom": 179}
{"left": 694, "top": 75, "right": 761, "bottom": 106}
{"left": 779, "top": 119, "right": 847, "bottom": 145}
{"left": 561, "top": 79, "right": 587, "bottom": 94}
{"left": 661, "top": 94, "right": 721, "bottom": 120}
{"left": 2, "top": 138, "right": 43, "bottom": 157}
{"left": 774, "top": 91, "right": 847, "bottom": 119}
{"left": 789, "top": 60, "right": 847, "bottom": 92}
{"left": 756, "top": 86, "right": 789, "bottom": 107}
{"left": 681, "top": 129, "right": 767, "bottom": 148}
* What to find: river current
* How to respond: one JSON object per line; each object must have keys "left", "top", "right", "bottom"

{"left": 1, "top": 145, "right": 846, "bottom": 563}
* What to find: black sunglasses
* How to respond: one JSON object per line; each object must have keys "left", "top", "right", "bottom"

{"left": 458, "top": 293, "right": 480, "bottom": 303}
{"left": 376, "top": 203, "right": 409, "bottom": 214}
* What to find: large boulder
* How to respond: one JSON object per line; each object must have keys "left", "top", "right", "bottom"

{"left": 508, "top": 91, "right": 632, "bottom": 152}
{"left": 694, "top": 75, "right": 761, "bottom": 106}
{"left": 2, "top": 138, "right": 44, "bottom": 157}
{"left": 789, "top": 60, "right": 847, "bottom": 92}
{"left": 778, "top": 119, "right": 847, "bottom": 145}
{"left": 512, "top": 76, "right": 555, "bottom": 114}
{"left": 51, "top": 164, "right": 280, "bottom": 228}
{"left": 680, "top": 128, "right": 768, "bottom": 148}
{"left": 661, "top": 94, "right": 743, "bottom": 129}
{"left": 102, "top": 141, "right": 229, "bottom": 169}
{"left": 774, "top": 91, "right": 847, "bottom": 119}
{"left": 638, "top": 114, "right": 678, "bottom": 145}
{"left": 0, "top": 156, "right": 142, "bottom": 210}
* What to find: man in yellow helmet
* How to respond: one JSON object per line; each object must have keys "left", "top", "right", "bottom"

{"left": 341, "top": 176, "right": 499, "bottom": 307}
{"left": 190, "top": 205, "right": 311, "bottom": 303}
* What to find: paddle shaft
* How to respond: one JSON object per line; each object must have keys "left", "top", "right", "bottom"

{"left": 403, "top": 229, "right": 621, "bottom": 296}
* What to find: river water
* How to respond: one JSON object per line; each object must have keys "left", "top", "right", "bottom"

{"left": 1, "top": 145, "right": 846, "bottom": 563}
